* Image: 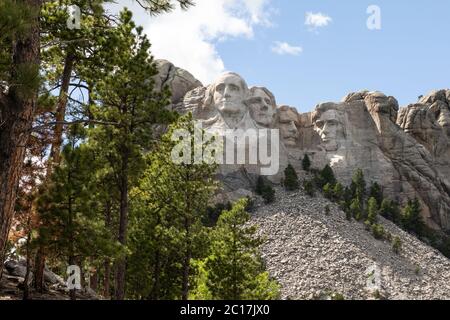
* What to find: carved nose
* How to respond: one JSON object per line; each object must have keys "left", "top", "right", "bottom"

{"left": 223, "top": 86, "right": 232, "bottom": 98}
{"left": 261, "top": 105, "right": 268, "bottom": 111}
{"left": 289, "top": 123, "right": 297, "bottom": 133}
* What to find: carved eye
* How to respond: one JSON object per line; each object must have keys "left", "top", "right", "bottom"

{"left": 316, "top": 120, "right": 324, "bottom": 129}
{"left": 216, "top": 84, "right": 225, "bottom": 92}
{"left": 327, "top": 119, "right": 338, "bottom": 126}
{"left": 248, "top": 97, "right": 260, "bottom": 104}
{"left": 230, "top": 84, "right": 240, "bottom": 92}
{"left": 265, "top": 98, "right": 271, "bottom": 104}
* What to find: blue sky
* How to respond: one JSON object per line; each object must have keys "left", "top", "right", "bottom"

{"left": 122, "top": 0, "right": 450, "bottom": 112}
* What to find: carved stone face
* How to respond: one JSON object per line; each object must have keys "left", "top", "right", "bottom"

{"left": 213, "top": 73, "right": 247, "bottom": 115}
{"left": 248, "top": 88, "right": 276, "bottom": 127}
{"left": 278, "top": 107, "right": 299, "bottom": 147}
{"left": 314, "top": 109, "right": 346, "bottom": 152}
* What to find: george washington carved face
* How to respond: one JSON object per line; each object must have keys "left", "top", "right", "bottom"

{"left": 204, "top": 72, "right": 249, "bottom": 129}
{"left": 211, "top": 73, "right": 248, "bottom": 115}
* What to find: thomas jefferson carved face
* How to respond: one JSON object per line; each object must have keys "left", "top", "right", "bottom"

{"left": 248, "top": 87, "right": 276, "bottom": 128}
{"left": 278, "top": 106, "right": 299, "bottom": 147}
{"left": 314, "top": 106, "right": 346, "bottom": 152}
{"left": 212, "top": 73, "right": 248, "bottom": 115}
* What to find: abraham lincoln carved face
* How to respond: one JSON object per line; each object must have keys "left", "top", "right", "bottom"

{"left": 313, "top": 103, "right": 346, "bottom": 152}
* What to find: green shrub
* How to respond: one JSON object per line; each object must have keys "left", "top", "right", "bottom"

{"left": 319, "top": 165, "right": 336, "bottom": 188}
{"left": 402, "top": 198, "right": 425, "bottom": 236}
{"left": 255, "top": 176, "right": 265, "bottom": 195}
{"left": 284, "top": 164, "right": 299, "bottom": 191}
{"left": 372, "top": 224, "right": 385, "bottom": 240}
{"left": 323, "top": 183, "right": 333, "bottom": 199}
{"left": 303, "top": 180, "right": 315, "bottom": 197}
{"left": 392, "top": 236, "right": 402, "bottom": 254}
{"left": 366, "top": 197, "right": 378, "bottom": 225}
{"left": 261, "top": 185, "right": 275, "bottom": 204}
{"left": 331, "top": 293, "right": 345, "bottom": 300}
{"left": 255, "top": 176, "right": 275, "bottom": 204}
{"left": 333, "top": 183, "right": 344, "bottom": 201}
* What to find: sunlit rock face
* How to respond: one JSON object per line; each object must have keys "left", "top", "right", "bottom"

{"left": 395, "top": 90, "right": 450, "bottom": 229}
{"left": 163, "top": 61, "right": 450, "bottom": 231}
{"left": 304, "top": 95, "right": 398, "bottom": 203}
{"left": 154, "top": 59, "right": 202, "bottom": 108}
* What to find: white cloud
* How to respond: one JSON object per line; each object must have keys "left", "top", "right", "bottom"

{"left": 116, "top": 0, "right": 272, "bottom": 85}
{"left": 271, "top": 41, "right": 303, "bottom": 56}
{"left": 305, "top": 12, "right": 332, "bottom": 30}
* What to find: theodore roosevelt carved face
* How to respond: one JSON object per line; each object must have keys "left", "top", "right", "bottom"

{"left": 278, "top": 106, "right": 300, "bottom": 147}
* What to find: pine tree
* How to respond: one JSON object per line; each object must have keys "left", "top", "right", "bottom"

{"left": 333, "top": 182, "right": 344, "bottom": 201}
{"left": 302, "top": 154, "right": 311, "bottom": 171}
{"left": 379, "top": 199, "right": 401, "bottom": 225}
{"left": 352, "top": 169, "right": 366, "bottom": 202}
{"left": 84, "top": 10, "right": 176, "bottom": 299}
{"left": 320, "top": 165, "right": 336, "bottom": 187}
{"left": 366, "top": 197, "right": 378, "bottom": 225}
{"left": 402, "top": 198, "right": 425, "bottom": 236}
{"left": 0, "top": 0, "right": 196, "bottom": 285}
{"left": 323, "top": 183, "right": 333, "bottom": 199}
{"left": 392, "top": 237, "right": 402, "bottom": 254}
{"left": 303, "top": 180, "right": 315, "bottom": 197}
{"left": 369, "top": 182, "right": 383, "bottom": 206}
{"left": 202, "top": 199, "right": 279, "bottom": 300}
{"left": 255, "top": 176, "right": 265, "bottom": 195}
{"left": 0, "top": 0, "right": 41, "bottom": 279}
{"left": 128, "top": 114, "right": 218, "bottom": 300}
{"left": 35, "top": 127, "right": 118, "bottom": 300}
{"left": 284, "top": 164, "right": 299, "bottom": 191}
{"left": 261, "top": 186, "right": 276, "bottom": 204}
{"left": 350, "top": 198, "right": 363, "bottom": 221}
{"left": 254, "top": 176, "right": 275, "bottom": 204}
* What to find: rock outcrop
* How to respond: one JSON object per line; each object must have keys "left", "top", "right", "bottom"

{"left": 154, "top": 59, "right": 202, "bottom": 109}
{"left": 157, "top": 62, "right": 450, "bottom": 231}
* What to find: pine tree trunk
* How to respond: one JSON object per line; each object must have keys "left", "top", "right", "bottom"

{"left": 115, "top": 151, "right": 129, "bottom": 300}
{"left": 23, "top": 214, "right": 32, "bottom": 300}
{"left": 0, "top": 0, "right": 41, "bottom": 281}
{"left": 148, "top": 249, "right": 161, "bottom": 300}
{"left": 90, "top": 270, "right": 98, "bottom": 292}
{"left": 103, "top": 201, "right": 112, "bottom": 299}
{"left": 104, "top": 260, "right": 111, "bottom": 299}
{"left": 47, "top": 51, "right": 75, "bottom": 168}
{"left": 181, "top": 216, "right": 191, "bottom": 300}
{"left": 33, "top": 247, "right": 46, "bottom": 292}
{"left": 34, "top": 51, "right": 75, "bottom": 292}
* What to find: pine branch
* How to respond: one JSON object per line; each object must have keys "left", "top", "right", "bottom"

{"left": 134, "top": 0, "right": 194, "bottom": 15}
{"left": 31, "top": 119, "right": 121, "bottom": 132}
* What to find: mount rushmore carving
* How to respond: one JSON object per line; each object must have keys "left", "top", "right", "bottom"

{"left": 155, "top": 60, "right": 450, "bottom": 232}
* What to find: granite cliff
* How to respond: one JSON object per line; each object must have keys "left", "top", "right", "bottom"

{"left": 155, "top": 60, "right": 450, "bottom": 232}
